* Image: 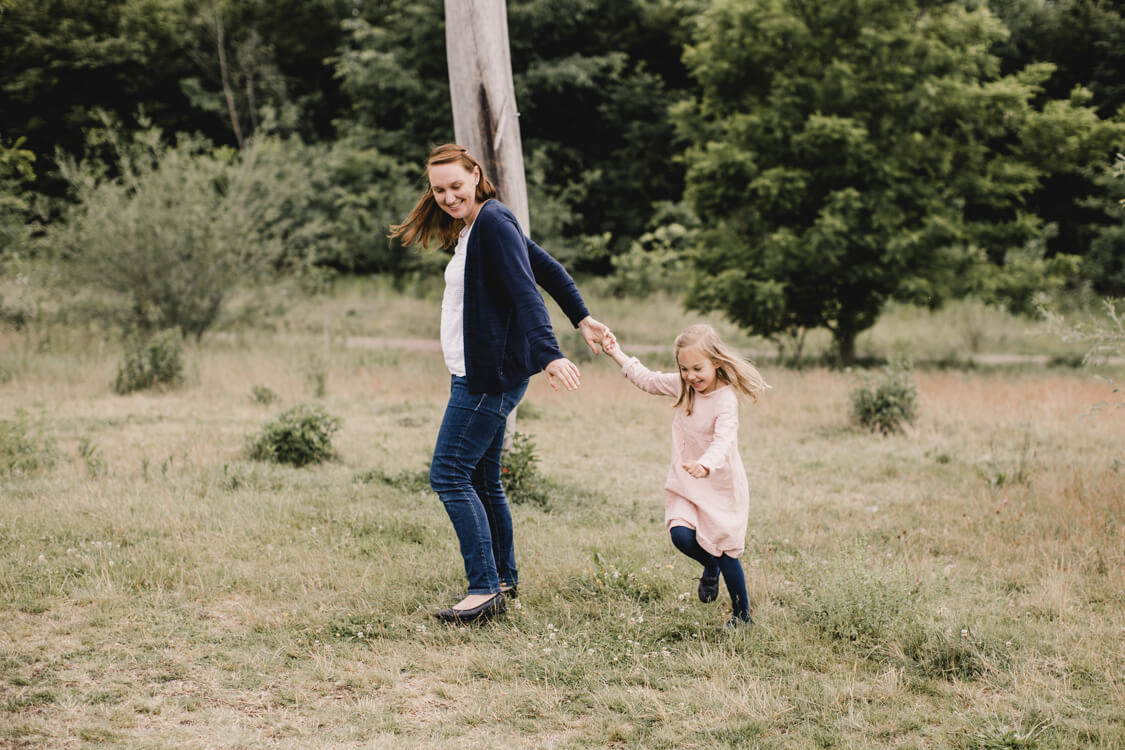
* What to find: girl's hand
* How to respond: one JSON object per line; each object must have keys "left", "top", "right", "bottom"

{"left": 602, "top": 331, "right": 618, "bottom": 353}
{"left": 682, "top": 462, "right": 710, "bottom": 478}
{"left": 544, "top": 357, "right": 581, "bottom": 391}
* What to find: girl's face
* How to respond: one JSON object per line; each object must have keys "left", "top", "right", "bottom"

{"left": 677, "top": 345, "right": 720, "bottom": 394}
{"left": 429, "top": 162, "right": 481, "bottom": 225}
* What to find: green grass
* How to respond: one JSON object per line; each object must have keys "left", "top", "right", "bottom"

{"left": 1, "top": 282, "right": 1123, "bottom": 747}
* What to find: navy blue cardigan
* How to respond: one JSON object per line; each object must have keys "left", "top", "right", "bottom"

{"left": 462, "top": 200, "right": 589, "bottom": 394}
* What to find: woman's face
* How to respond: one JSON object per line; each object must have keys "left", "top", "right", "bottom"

{"left": 429, "top": 162, "right": 481, "bottom": 224}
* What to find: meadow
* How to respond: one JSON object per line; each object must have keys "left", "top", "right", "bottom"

{"left": 1, "top": 281, "right": 1123, "bottom": 748}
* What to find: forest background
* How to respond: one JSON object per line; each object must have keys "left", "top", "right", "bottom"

{"left": 1, "top": 0, "right": 1124, "bottom": 362}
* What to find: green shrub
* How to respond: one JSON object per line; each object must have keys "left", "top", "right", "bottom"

{"left": 501, "top": 432, "right": 555, "bottom": 507}
{"left": 250, "top": 385, "right": 279, "bottom": 405}
{"left": 54, "top": 118, "right": 314, "bottom": 339}
{"left": 114, "top": 328, "right": 185, "bottom": 394}
{"left": 248, "top": 403, "right": 340, "bottom": 467}
{"left": 850, "top": 362, "right": 918, "bottom": 434}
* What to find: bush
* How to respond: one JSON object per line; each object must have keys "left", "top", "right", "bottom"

{"left": 248, "top": 403, "right": 340, "bottom": 467}
{"left": 54, "top": 117, "right": 315, "bottom": 339}
{"left": 850, "top": 362, "right": 918, "bottom": 434}
{"left": 501, "top": 432, "right": 556, "bottom": 507}
{"left": 114, "top": 328, "right": 184, "bottom": 394}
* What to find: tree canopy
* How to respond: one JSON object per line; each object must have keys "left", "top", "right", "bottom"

{"left": 674, "top": 0, "right": 1123, "bottom": 363}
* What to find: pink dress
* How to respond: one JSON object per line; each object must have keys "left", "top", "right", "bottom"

{"left": 621, "top": 357, "right": 750, "bottom": 558}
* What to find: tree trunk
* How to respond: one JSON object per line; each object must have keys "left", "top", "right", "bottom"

{"left": 444, "top": 0, "right": 529, "bottom": 445}
{"left": 835, "top": 326, "right": 858, "bottom": 367}
{"left": 444, "top": 0, "right": 530, "bottom": 233}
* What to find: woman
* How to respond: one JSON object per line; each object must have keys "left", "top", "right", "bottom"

{"left": 390, "top": 143, "right": 609, "bottom": 623}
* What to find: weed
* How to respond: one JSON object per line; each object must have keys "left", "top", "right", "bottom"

{"left": 800, "top": 548, "right": 918, "bottom": 648}
{"left": 304, "top": 355, "right": 327, "bottom": 397}
{"left": 250, "top": 385, "right": 279, "bottom": 405}
{"left": 0, "top": 411, "right": 55, "bottom": 476}
{"left": 247, "top": 403, "right": 340, "bottom": 466}
{"left": 77, "top": 437, "right": 106, "bottom": 478}
{"left": 114, "top": 328, "right": 184, "bottom": 394}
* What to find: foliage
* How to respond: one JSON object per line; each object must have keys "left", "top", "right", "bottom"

{"left": 605, "top": 201, "right": 697, "bottom": 296}
{"left": 330, "top": 0, "right": 705, "bottom": 267}
{"left": 675, "top": 0, "right": 1125, "bottom": 364}
{"left": 0, "top": 410, "right": 55, "bottom": 477}
{"left": 113, "top": 327, "right": 185, "bottom": 394}
{"left": 0, "top": 134, "right": 39, "bottom": 263}
{"left": 1081, "top": 153, "right": 1125, "bottom": 295}
{"left": 501, "top": 431, "right": 555, "bottom": 507}
{"left": 989, "top": 1, "right": 1125, "bottom": 296}
{"left": 54, "top": 120, "right": 315, "bottom": 338}
{"left": 0, "top": 0, "right": 356, "bottom": 180}
{"left": 250, "top": 384, "right": 278, "bottom": 405}
{"left": 247, "top": 402, "right": 340, "bottom": 466}
{"left": 850, "top": 362, "right": 918, "bottom": 435}
{"left": 288, "top": 132, "right": 419, "bottom": 275}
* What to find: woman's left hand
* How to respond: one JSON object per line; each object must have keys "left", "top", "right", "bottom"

{"left": 544, "top": 357, "right": 581, "bottom": 391}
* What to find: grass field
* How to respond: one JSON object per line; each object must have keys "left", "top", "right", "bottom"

{"left": 1, "top": 283, "right": 1123, "bottom": 748}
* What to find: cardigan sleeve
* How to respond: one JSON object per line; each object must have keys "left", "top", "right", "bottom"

{"left": 527, "top": 238, "right": 589, "bottom": 328}
{"left": 476, "top": 211, "right": 564, "bottom": 371}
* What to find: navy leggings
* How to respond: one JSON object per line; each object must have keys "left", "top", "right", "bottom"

{"left": 669, "top": 526, "right": 750, "bottom": 617}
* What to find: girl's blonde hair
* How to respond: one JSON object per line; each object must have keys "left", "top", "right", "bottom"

{"left": 673, "top": 324, "right": 770, "bottom": 414}
{"left": 389, "top": 143, "right": 498, "bottom": 249}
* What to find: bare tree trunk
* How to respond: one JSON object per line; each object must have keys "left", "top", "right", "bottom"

{"left": 444, "top": 0, "right": 529, "bottom": 233}
{"left": 212, "top": 6, "right": 244, "bottom": 149}
{"left": 444, "top": 0, "right": 530, "bottom": 445}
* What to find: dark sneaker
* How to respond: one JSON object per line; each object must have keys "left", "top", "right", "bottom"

{"left": 724, "top": 611, "right": 754, "bottom": 630}
{"left": 698, "top": 574, "right": 720, "bottom": 603}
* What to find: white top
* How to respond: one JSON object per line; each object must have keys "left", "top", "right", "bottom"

{"left": 440, "top": 224, "right": 473, "bottom": 376}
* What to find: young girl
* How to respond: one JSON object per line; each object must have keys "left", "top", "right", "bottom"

{"left": 602, "top": 324, "right": 769, "bottom": 628}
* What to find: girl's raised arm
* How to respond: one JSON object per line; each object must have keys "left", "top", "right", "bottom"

{"left": 604, "top": 333, "right": 680, "bottom": 397}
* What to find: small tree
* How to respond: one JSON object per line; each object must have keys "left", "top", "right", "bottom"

{"left": 55, "top": 117, "right": 314, "bottom": 339}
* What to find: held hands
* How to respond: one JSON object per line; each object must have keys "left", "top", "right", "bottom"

{"left": 682, "top": 462, "right": 710, "bottom": 479}
{"left": 600, "top": 330, "right": 629, "bottom": 366}
{"left": 578, "top": 316, "right": 611, "bottom": 355}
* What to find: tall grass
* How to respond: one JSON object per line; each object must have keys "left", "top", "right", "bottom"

{"left": 0, "top": 289, "right": 1122, "bottom": 748}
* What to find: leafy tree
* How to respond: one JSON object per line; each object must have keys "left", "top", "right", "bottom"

{"left": 674, "top": 0, "right": 1124, "bottom": 363}
{"left": 0, "top": 134, "right": 38, "bottom": 263}
{"left": 0, "top": 0, "right": 355, "bottom": 179}
{"left": 990, "top": 0, "right": 1125, "bottom": 294}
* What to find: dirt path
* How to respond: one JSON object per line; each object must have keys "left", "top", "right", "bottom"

{"left": 344, "top": 336, "right": 1123, "bottom": 366}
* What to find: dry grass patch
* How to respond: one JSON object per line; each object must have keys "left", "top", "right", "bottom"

{"left": 1, "top": 303, "right": 1123, "bottom": 747}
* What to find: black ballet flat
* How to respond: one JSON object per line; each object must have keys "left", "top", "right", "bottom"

{"left": 434, "top": 593, "right": 507, "bottom": 624}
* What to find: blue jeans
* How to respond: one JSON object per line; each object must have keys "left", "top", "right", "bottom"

{"left": 429, "top": 375, "right": 528, "bottom": 595}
